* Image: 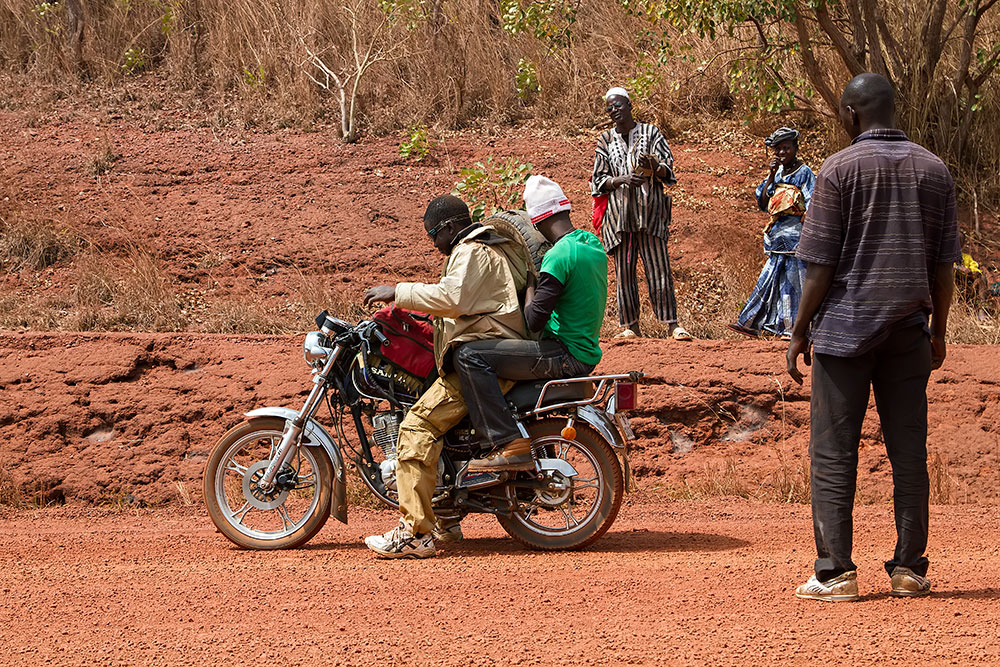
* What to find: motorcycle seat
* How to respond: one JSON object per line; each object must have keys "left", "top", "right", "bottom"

{"left": 506, "top": 379, "right": 595, "bottom": 411}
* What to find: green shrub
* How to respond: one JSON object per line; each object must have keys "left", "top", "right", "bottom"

{"left": 399, "top": 124, "right": 433, "bottom": 161}
{"left": 515, "top": 59, "right": 541, "bottom": 101}
{"left": 452, "top": 156, "right": 532, "bottom": 222}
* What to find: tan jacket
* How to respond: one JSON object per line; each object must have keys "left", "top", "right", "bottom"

{"left": 395, "top": 225, "right": 529, "bottom": 375}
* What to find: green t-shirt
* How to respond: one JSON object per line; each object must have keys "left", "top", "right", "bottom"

{"left": 540, "top": 228, "right": 609, "bottom": 366}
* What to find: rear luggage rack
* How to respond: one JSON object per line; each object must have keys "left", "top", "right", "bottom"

{"left": 529, "top": 372, "right": 646, "bottom": 414}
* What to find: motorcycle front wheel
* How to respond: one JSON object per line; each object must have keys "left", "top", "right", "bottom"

{"left": 204, "top": 418, "right": 333, "bottom": 550}
{"left": 497, "top": 418, "right": 624, "bottom": 550}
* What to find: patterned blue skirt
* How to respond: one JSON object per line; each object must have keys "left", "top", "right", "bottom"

{"left": 736, "top": 217, "right": 805, "bottom": 336}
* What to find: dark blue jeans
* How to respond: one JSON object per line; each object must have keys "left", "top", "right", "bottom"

{"left": 809, "top": 323, "right": 931, "bottom": 581}
{"left": 454, "top": 339, "right": 594, "bottom": 449}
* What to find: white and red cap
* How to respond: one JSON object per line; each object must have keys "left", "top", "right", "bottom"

{"left": 524, "top": 175, "right": 571, "bottom": 224}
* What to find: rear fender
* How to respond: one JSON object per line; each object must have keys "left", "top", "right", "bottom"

{"left": 575, "top": 404, "right": 626, "bottom": 450}
{"left": 244, "top": 407, "right": 348, "bottom": 524}
{"left": 576, "top": 404, "right": 633, "bottom": 492}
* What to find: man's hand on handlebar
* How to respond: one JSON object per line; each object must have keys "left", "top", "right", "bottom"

{"left": 363, "top": 285, "right": 396, "bottom": 307}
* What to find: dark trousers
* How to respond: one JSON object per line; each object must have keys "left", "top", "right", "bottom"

{"left": 809, "top": 323, "right": 931, "bottom": 581}
{"left": 454, "top": 339, "right": 595, "bottom": 449}
{"left": 610, "top": 231, "right": 678, "bottom": 327}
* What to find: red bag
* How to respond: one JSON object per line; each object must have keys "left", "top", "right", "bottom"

{"left": 592, "top": 193, "right": 609, "bottom": 234}
{"left": 371, "top": 305, "right": 436, "bottom": 379}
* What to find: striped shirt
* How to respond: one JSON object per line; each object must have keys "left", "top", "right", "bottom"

{"left": 591, "top": 122, "right": 676, "bottom": 250}
{"left": 796, "top": 129, "right": 961, "bottom": 357}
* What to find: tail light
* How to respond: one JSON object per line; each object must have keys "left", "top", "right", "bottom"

{"left": 615, "top": 382, "right": 636, "bottom": 411}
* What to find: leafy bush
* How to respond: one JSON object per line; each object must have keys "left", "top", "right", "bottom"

{"left": 121, "top": 48, "right": 149, "bottom": 75}
{"left": 515, "top": 58, "right": 541, "bottom": 101}
{"left": 399, "top": 124, "right": 433, "bottom": 161}
{"left": 452, "top": 156, "right": 532, "bottom": 222}
{"left": 501, "top": 0, "right": 578, "bottom": 51}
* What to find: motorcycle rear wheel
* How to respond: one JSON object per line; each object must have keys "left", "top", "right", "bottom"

{"left": 204, "top": 418, "right": 333, "bottom": 550}
{"left": 497, "top": 419, "right": 623, "bottom": 550}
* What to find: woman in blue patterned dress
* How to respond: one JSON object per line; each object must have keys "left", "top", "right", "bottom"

{"left": 729, "top": 127, "right": 816, "bottom": 338}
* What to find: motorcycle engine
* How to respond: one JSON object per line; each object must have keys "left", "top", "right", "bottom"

{"left": 371, "top": 411, "right": 402, "bottom": 459}
{"left": 372, "top": 410, "right": 445, "bottom": 490}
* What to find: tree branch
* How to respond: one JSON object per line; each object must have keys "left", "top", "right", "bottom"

{"left": 814, "top": 0, "right": 866, "bottom": 76}
{"left": 844, "top": 0, "right": 868, "bottom": 66}
{"left": 859, "top": 0, "right": 889, "bottom": 78}
{"left": 792, "top": 7, "right": 841, "bottom": 115}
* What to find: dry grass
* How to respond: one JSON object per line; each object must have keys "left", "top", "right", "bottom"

{"left": 175, "top": 481, "right": 196, "bottom": 507}
{"left": 0, "top": 0, "right": 739, "bottom": 136}
{"left": 928, "top": 452, "right": 957, "bottom": 505}
{"left": 70, "top": 246, "right": 187, "bottom": 332}
{"left": 662, "top": 442, "right": 963, "bottom": 506}
{"left": 665, "top": 454, "right": 811, "bottom": 504}
{"left": 293, "top": 272, "right": 368, "bottom": 329}
{"left": 947, "top": 291, "right": 1000, "bottom": 345}
{"left": 670, "top": 457, "right": 752, "bottom": 500}
{"left": 344, "top": 464, "right": 390, "bottom": 510}
{"left": 0, "top": 466, "right": 26, "bottom": 508}
{"left": 84, "top": 143, "right": 122, "bottom": 179}
{"left": 600, "top": 222, "right": 762, "bottom": 339}
{"left": 0, "top": 467, "right": 69, "bottom": 508}
{"left": 2, "top": 0, "right": 998, "bottom": 216}
{"left": 202, "top": 300, "right": 287, "bottom": 335}
{"left": 0, "top": 213, "right": 82, "bottom": 271}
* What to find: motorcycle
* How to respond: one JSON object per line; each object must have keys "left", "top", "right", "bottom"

{"left": 203, "top": 308, "right": 644, "bottom": 551}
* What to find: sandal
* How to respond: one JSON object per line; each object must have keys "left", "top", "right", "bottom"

{"left": 670, "top": 326, "right": 693, "bottom": 341}
{"left": 726, "top": 323, "right": 760, "bottom": 339}
{"left": 614, "top": 328, "right": 639, "bottom": 339}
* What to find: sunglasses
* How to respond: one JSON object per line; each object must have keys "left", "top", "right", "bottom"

{"left": 427, "top": 214, "right": 467, "bottom": 240}
{"left": 605, "top": 100, "right": 627, "bottom": 112}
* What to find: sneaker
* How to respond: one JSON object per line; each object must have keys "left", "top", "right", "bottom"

{"left": 364, "top": 520, "right": 435, "bottom": 559}
{"left": 467, "top": 438, "right": 534, "bottom": 472}
{"left": 795, "top": 570, "right": 860, "bottom": 602}
{"left": 432, "top": 519, "right": 464, "bottom": 543}
{"left": 890, "top": 566, "right": 931, "bottom": 597}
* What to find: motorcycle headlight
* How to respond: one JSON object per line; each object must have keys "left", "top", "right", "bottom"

{"left": 303, "top": 331, "right": 331, "bottom": 368}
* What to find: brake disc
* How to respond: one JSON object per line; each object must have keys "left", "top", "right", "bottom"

{"left": 242, "top": 460, "right": 290, "bottom": 511}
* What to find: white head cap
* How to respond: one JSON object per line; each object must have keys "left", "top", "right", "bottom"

{"left": 604, "top": 87, "right": 630, "bottom": 101}
{"left": 523, "top": 175, "right": 571, "bottom": 224}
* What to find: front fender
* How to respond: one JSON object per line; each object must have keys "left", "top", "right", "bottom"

{"left": 244, "top": 407, "right": 348, "bottom": 524}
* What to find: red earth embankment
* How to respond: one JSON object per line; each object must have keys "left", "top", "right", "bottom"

{"left": 1, "top": 332, "right": 997, "bottom": 505}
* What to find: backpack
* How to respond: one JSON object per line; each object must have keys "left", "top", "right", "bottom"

{"left": 371, "top": 305, "right": 436, "bottom": 379}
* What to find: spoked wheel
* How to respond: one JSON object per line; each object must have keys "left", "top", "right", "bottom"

{"left": 497, "top": 418, "right": 623, "bottom": 550}
{"left": 204, "top": 418, "right": 333, "bottom": 550}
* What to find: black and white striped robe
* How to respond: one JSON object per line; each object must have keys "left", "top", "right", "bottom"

{"left": 591, "top": 122, "right": 680, "bottom": 326}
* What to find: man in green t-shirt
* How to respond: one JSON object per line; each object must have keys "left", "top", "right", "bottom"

{"left": 454, "top": 176, "right": 609, "bottom": 471}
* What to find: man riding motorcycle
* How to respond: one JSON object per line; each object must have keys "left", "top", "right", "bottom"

{"left": 361, "top": 194, "right": 531, "bottom": 558}
{"left": 455, "top": 176, "right": 609, "bottom": 471}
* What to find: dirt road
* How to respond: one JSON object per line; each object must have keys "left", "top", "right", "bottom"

{"left": 2, "top": 498, "right": 998, "bottom": 666}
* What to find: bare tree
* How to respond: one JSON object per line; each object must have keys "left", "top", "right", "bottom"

{"left": 66, "top": 0, "right": 85, "bottom": 74}
{"left": 299, "top": 0, "right": 408, "bottom": 143}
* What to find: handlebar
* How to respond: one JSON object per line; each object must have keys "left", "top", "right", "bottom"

{"left": 371, "top": 327, "right": 390, "bottom": 347}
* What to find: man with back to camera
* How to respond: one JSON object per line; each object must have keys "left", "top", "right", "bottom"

{"left": 454, "top": 175, "right": 609, "bottom": 471}
{"left": 361, "top": 194, "right": 531, "bottom": 558}
{"left": 787, "top": 73, "right": 961, "bottom": 601}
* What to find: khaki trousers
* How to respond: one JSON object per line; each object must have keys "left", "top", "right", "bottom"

{"left": 396, "top": 374, "right": 468, "bottom": 535}
{"left": 396, "top": 372, "right": 512, "bottom": 535}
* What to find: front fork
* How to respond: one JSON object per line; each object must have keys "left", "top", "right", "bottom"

{"left": 257, "top": 345, "right": 342, "bottom": 492}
